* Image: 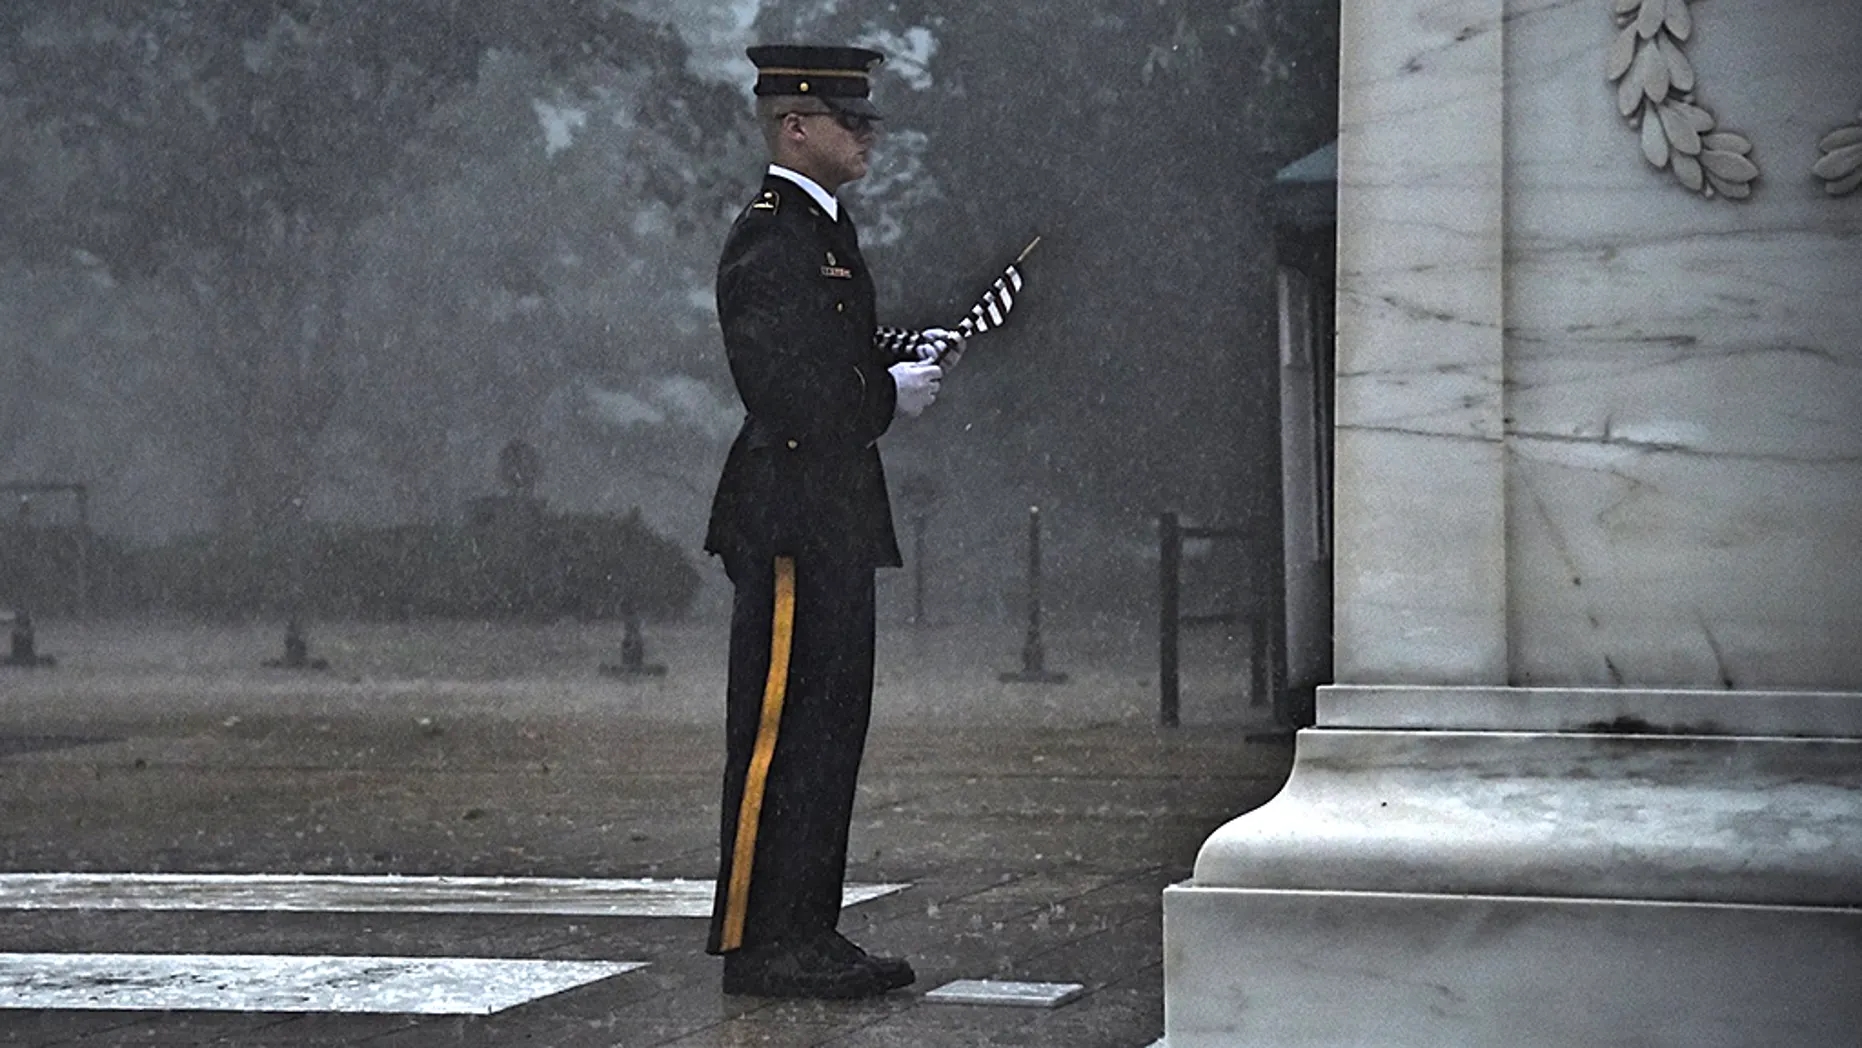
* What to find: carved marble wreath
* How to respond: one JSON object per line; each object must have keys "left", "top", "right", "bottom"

{"left": 1815, "top": 113, "right": 1862, "bottom": 196}
{"left": 1607, "top": 0, "right": 1758, "bottom": 200}
{"left": 1609, "top": 0, "right": 1861, "bottom": 200}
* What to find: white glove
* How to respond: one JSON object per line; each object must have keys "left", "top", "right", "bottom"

{"left": 915, "top": 328, "right": 966, "bottom": 368}
{"left": 889, "top": 360, "right": 942, "bottom": 418}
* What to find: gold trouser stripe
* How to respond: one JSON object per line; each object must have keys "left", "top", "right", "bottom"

{"left": 720, "top": 555, "right": 796, "bottom": 952}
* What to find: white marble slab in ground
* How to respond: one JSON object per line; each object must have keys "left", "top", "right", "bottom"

{"left": 0, "top": 873, "right": 907, "bottom": 917}
{"left": 923, "top": 979, "right": 1086, "bottom": 1008}
{"left": 0, "top": 953, "right": 642, "bottom": 1015}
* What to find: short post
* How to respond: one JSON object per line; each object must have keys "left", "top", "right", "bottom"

{"left": 600, "top": 608, "right": 668, "bottom": 678}
{"left": 911, "top": 513, "right": 928, "bottom": 625}
{"left": 5, "top": 497, "right": 55, "bottom": 668}
{"left": 265, "top": 496, "right": 328, "bottom": 670}
{"left": 74, "top": 484, "right": 90, "bottom": 619}
{"left": 283, "top": 615, "right": 308, "bottom": 666}
{"left": 1250, "top": 614, "right": 1271, "bottom": 708}
{"left": 1159, "top": 511, "right": 1182, "bottom": 727}
{"left": 896, "top": 472, "right": 941, "bottom": 627}
{"left": 264, "top": 612, "right": 328, "bottom": 670}
{"left": 1000, "top": 505, "right": 1067, "bottom": 684}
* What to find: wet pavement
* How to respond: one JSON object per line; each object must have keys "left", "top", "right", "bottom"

{"left": 0, "top": 617, "right": 1289, "bottom": 1046}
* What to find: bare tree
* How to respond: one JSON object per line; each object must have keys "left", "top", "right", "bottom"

{"left": 0, "top": 0, "right": 742, "bottom": 535}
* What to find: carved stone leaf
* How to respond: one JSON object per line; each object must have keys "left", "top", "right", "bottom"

{"left": 1811, "top": 142, "right": 1862, "bottom": 180}
{"left": 1829, "top": 169, "right": 1862, "bottom": 197}
{"left": 1607, "top": 23, "right": 1639, "bottom": 81}
{"left": 1670, "top": 99, "right": 1714, "bottom": 133}
{"left": 1642, "top": 106, "right": 1670, "bottom": 167}
{"left": 1633, "top": 38, "right": 1669, "bottom": 100}
{"left": 1617, "top": 61, "right": 1645, "bottom": 116}
{"left": 1664, "top": 0, "right": 1692, "bottom": 41}
{"left": 1605, "top": 0, "right": 1751, "bottom": 203}
{"left": 1671, "top": 150, "right": 1704, "bottom": 191}
{"left": 1656, "top": 34, "right": 1694, "bottom": 92}
{"left": 1656, "top": 102, "right": 1701, "bottom": 155}
{"left": 1820, "top": 126, "right": 1862, "bottom": 151}
{"left": 1707, "top": 173, "right": 1752, "bottom": 199}
{"left": 1700, "top": 149, "right": 1759, "bottom": 183}
{"left": 1636, "top": 0, "right": 1666, "bottom": 39}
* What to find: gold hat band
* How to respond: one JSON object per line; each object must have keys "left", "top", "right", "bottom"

{"left": 756, "top": 67, "right": 871, "bottom": 78}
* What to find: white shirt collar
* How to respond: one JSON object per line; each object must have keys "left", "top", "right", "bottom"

{"left": 768, "top": 164, "right": 839, "bottom": 221}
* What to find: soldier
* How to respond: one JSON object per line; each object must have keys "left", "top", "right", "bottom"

{"left": 702, "top": 43, "right": 963, "bottom": 999}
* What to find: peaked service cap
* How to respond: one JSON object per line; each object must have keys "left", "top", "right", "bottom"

{"left": 747, "top": 44, "right": 885, "bottom": 119}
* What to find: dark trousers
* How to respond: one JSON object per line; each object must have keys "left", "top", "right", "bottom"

{"left": 706, "top": 552, "right": 876, "bottom": 954}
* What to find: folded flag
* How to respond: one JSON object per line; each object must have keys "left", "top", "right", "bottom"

{"left": 954, "top": 236, "right": 1040, "bottom": 342}
{"left": 872, "top": 236, "right": 1041, "bottom": 363}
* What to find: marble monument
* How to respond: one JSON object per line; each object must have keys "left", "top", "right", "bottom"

{"left": 1163, "top": 1, "right": 1862, "bottom": 1044}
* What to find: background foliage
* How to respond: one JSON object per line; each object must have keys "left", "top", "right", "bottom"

{"left": 0, "top": 0, "right": 1337, "bottom": 623}
{"left": 1, "top": 509, "right": 700, "bottom": 620}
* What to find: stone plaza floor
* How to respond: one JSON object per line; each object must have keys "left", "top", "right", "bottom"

{"left": 0, "top": 616, "right": 1289, "bottom": 1046}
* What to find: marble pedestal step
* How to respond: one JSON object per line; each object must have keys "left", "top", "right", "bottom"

{"left": 1165, "top": 888, "right": 1861, "bottom": 1047}
{"left": 1162, "top": 686, "right": 1862, "bottom": 1047}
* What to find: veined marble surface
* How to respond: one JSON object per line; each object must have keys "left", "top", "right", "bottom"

{"left": 1503, "top": 0, "right": 1862, "bottom": 688}
{"left": 1335, "top": 0, "right": 1862, "bottom": 688}
{"left": 1164, "top": 888, "right": 1862, "bottom": 1047}
{"left": 1319, "top": 683, "right": 1862, "bottom": 737}
{"left": 1334, "top": 0, "right": 1508, "bottom": 685}
{"left": 1167, "top": 4, "right": 1862, "bottom": 1042}
{"left": 1167, "top": 685, "right": 1862, "bottom": 1043}
{"left": 1190, "top": 727, "right": 1862, "bottom": 906}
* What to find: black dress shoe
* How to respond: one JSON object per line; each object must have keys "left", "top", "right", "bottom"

{"left": 816, "top": 930, "right": 915, "bottom": 990}
{"left": 722, "top": 939, "right": 891, "bottom": 999}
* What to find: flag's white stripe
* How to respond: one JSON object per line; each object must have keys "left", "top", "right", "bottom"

{"left": 0, "top": 953, "right": 642, "bottom": 1015}
{"left": 953, "top": 264, "right": 1026, "bottom": 338}
{"left": 0, "top": 873, "right": 907, "bottom": 918}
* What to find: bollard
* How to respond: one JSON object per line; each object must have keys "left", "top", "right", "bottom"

{"left": 265, "top": 614, "right": 328, "bottom": 670}
{"left": 1159, "top": 512, "right": 1182, "bottom": 726}
{"left": 263, "top": 496, "right": 327, "bottom": 671}
{"left": 999, "top": 506, "right": 1068, "bottom": 684}
{"left": 600, "top": 610, "right": 667, "bottom": 678}
{"left": 4, "top": 497, "right": 55, "bottom": 668}
{"left": 910, "top": 513, "right": 928, "bottom": 625}
{"left": 4, "top": 608, "right": 55, "bottom": 668}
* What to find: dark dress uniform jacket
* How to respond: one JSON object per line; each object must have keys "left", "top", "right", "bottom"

{"left": 704, "top": 174, "right": 904, "bottom": 570}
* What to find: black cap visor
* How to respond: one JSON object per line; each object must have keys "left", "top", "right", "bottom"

{"left": 823, "top": 95, "right": 882, "bottom": 120}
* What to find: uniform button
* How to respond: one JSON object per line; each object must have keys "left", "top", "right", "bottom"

{"left": 786, "top": 439, "right": 798, "bottom": 450}
{"left": 836, "top": 302, "right": 845, "bottom": 313}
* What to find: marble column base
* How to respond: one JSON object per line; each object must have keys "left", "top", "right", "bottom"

{"left": 1161, "top": 686, "right": 1862, "bottom": 1047}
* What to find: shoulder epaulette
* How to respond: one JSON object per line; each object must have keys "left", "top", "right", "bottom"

{"left": 748, "top": 188, "right": 780, "bottom": 214}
